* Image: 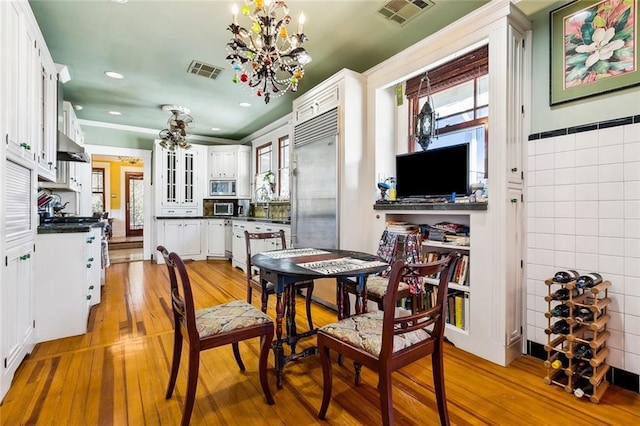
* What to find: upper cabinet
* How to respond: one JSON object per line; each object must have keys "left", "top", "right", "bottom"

{"left": 293, "top": 83, "right": 340, "bottom": 125}
{"left": 1, "top": 0, "right": 58, "bottom": 176}
{"left": 206, "top": 145, "right": 251, "bottom": 199}
{"left": 36, "top": 57, "right": 58, "bottom": 182}
{"left": 154, "top": 141, "right": 205, "bottom": 216}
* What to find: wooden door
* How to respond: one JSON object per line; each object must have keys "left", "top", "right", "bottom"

{"left": 125, "top": 172, "right": 143, "bottom": 237}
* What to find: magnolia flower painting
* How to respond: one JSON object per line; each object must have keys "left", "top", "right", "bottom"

{"left": 563, "top": 0, "right": 636, "bottom": 88}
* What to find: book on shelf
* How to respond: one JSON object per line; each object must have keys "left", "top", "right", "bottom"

{"left": 455, "top": 293, "right": 464, "bottom": 329}
{"left": 386, "top": 221, "right": 418, "bottom": 234}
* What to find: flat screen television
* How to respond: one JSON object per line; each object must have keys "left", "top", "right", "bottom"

{"left": 395, "top": 144, "right": 469, "bottom": 199}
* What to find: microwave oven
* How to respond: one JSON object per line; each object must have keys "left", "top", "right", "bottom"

{"left": 213, "top": 202, "right": 234, "bottom": 216}
{"left": 210, "top": 180, "right": 236, "bottom": 196}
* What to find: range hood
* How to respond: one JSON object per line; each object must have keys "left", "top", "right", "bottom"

{"left": 57, "top": 131, "right": 90, "bottom": 163}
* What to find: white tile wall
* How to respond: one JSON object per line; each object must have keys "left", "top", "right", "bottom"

{"left": 526, "top": 122, "right": 640, "bottom": 375}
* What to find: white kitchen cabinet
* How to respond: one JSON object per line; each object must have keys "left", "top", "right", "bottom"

{"left": 154, "top": 141, "right": 203, "bottom": 216}
{"left": 156, "top": 219, "right": 204, "bottom": 264}
{"left": 293, "top": 83, "right": 339, "bottom": 125}
{"left": 231, "top": 220, "right": 250, "bottom": 272}
{"left": 34, "top": 228, "right": 101, "bottom": 343}
{"left": 36, "top": 55, "right": 58, "bottom": 182}
{"left": 206, "top": 219, "right": 226, "bottom": 257}
{"left": 208, "top": 147, "right": 237, "bottom": 179}
{"left": 231, "top": 220, "right": 290, "bottom": 272}
{"left": 3, "top": 0, "right": 39, "bottom": 167}
{"left": 236, "top": 146, "right": 250, "bottom": 199}
{"left": 206, "top": 145, "right": 251, "bottom": 199}
{"left": 1, "top": 242, "right": 35, "bottom": 400}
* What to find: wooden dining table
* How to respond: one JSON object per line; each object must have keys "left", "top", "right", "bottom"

{"left": 251, "top": 248, "right": 388, "bottom": 388}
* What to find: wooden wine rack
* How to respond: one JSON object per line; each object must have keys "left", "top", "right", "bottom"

{"left": 543, "top": 276, "right": 612, "bottom": 403}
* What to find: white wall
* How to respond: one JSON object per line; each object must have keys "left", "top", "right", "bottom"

{"left": 526, "top": 120, "right": 640, "bottom": 375}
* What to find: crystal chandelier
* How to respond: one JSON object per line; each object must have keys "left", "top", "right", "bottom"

{"left": 225, "top": 0, "right": 312, "bottom": 104}
{"left": 158, "top": 105, "right": 193, "bottom": 151}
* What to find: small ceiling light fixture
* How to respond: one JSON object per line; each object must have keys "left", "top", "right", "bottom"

{"left": 210, "top": 127, "right": 221, "bottom": 131}
{"left": 109, "top": 0, "right": 129, "bottom": 4}
{"left": 239, "top": 102, "right": 251, "bottom": 108}
{"left": 158, "top": 105, "right": 193, "bottom": 151}
{"left": 415, "top": 71, "right": 438, "bottom": 151}
{"left": 119, "top": 156, "right": 141, "bottom": 165}
{"left": 225, "top": 0, "right": 312, "bottom": 104}
{"left": 74, "top": 105, "right": 83, "bottom": 111}
{"left": 108, "top": 110, "right": 122, "bottom": 115}
{"left": 105, "top": 71, "right": 124, "bottom": 79}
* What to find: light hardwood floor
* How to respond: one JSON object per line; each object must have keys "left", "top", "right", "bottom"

{"left": 1, "top": 259, "right": 639, "bottom": 425}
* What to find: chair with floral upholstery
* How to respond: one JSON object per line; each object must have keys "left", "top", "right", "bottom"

{"left": 317, "top": 253, "right": 459, "bottom": 426}
{"left": 157, "top": 246, "right": 275, "bottom": 426}
{"left": 338, "top": 230, "right": 421, "bottom": 318}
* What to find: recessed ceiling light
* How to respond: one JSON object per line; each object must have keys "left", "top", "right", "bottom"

{"left": 110, "top": 0, "right": 128, "bottom": 4}
{"left": 210, "top": 127, "right": 220, "bottom": 131}
{"left": 105, "top": 71, "right": 124, "bottom": 79}
{"left": 239, "top": 102, "right": 251, "bottom": 108}
{"left": 108, "top": 111, "right": 122, "bottom": 116}
{"left": 74, "top": 105, "right": 83, "bottom": 111}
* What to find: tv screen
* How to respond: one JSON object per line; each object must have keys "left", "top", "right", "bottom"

{"left": 395, "top": 144, "right": 469, "bottom": 198}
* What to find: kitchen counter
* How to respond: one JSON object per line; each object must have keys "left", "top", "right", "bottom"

{"left": 155, "top": 216, "right": 290, "bottom": 225}
{"left": 37, "top": 221, "right": 105, "bottom": 234}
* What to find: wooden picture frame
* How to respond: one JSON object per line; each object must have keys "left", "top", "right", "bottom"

{"left": 550, "top": 0, "right": 639, "bottom": 106}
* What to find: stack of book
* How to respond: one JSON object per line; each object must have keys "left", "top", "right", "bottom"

{"left": 386, "top": 221, "right": 418, "bottom": 235}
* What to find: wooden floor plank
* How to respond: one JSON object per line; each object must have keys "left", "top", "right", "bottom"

{"left": 1, "top": 259, "right": 639, "bottom": 425}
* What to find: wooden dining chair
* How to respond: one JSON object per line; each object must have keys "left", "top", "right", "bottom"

{"left": 338, "top": 230, "right": 421, "bottom": 317}
{"left": 317, "top": 253, "right": 459, "bottom": 426}
{"left": 244, "top": 230, "right": 315, "bottom": 331}
{"left": 157, "top": 246, "right": 275, "bottom": 426}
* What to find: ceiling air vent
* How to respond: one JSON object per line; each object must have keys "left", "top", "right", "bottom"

{"left": 187, "top": 60, "right": 224, "bottom": 80}
{"left": 377, "top": 0, "right": 435, "bottom": 26}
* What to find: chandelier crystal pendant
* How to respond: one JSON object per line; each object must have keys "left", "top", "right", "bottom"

{"left": 225, "top": 0, "right": 312, "bottom": 104}
{"left": 158, "top": 105, "right": 193, "bottom": 151}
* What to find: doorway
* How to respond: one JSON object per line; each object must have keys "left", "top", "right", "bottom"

{"left": 125, "top": 172, "right": 143, "bottom": 237}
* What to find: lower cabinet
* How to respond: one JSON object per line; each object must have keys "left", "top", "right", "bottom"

{"left": 34, "top": 228, "right": 102, "bottom": 343}
{"left": 231, "top": 221, "right": 291, "bottom": 272}
{"left": 206, "top": 219, "right": 226, "bottom": 257}
{"left": 156, "top": 219, "right": 204, "bottom": 264}
{"left": 1, "top": 241, "right": 35, "bottom": 400}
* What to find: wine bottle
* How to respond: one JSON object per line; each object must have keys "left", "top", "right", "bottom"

{"left": 574, "top": 360, "right": 593, "bottom": 377}
{"left": 573, "top": 378, "right": 593, "bottom": 398}
{"left": 550, "top": 352, "right": 569, "bottom": 369}
{"left": 545, "top": 319, "right": 571, "bottom": 335}
{"left": 576, "top": 272, "right": 603, "bottom": 289}
{"left": 546, "top": 288, "right": 579, "bottom": 301}
{"left": 553, "top": 269, "right": 580, "bottom": 283}
{"left": 549, "top": 304, "right": 571, "bottom": 317}
{"left": 574, "top": 307, "right": 594, "bottom": 324}
{"left": 573, "top": 342, "right": 593, "bottom": 359}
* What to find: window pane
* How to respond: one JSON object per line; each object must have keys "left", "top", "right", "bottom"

{"left": 476, "top": 74, "right": 489, "bottom": 106}
{"left": 425, "top": 125, "right": 486, "bottom": 187}
{"left": 91, "top": 194, "right": 104, "bottom": 213}
{"left": 429, "top": 80, "right": 475, "bottom": 122}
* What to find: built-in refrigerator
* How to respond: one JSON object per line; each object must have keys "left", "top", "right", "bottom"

{"left": 291, "top": 108, "right": 339, "bottom": 309}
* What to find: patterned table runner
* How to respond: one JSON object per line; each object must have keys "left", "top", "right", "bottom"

{"left": 297, "top": 257, "right": 387, "bottom": 275}
{"left": 261, "top": 248, "right": 331, "bottom": 259}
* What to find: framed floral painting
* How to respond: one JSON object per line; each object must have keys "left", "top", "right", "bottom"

{"left": 550, "top": 0, "right": 639, "bottom": 105}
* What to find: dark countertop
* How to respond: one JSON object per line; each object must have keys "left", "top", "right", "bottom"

{"left": 373, "top": 201, "right": 488, "bottom": 211}
{"left": 155, "top": 216, "right": 291, "bottom": 224}
{"left": 37, "top": 222, "right": 105, "bottom": 234}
